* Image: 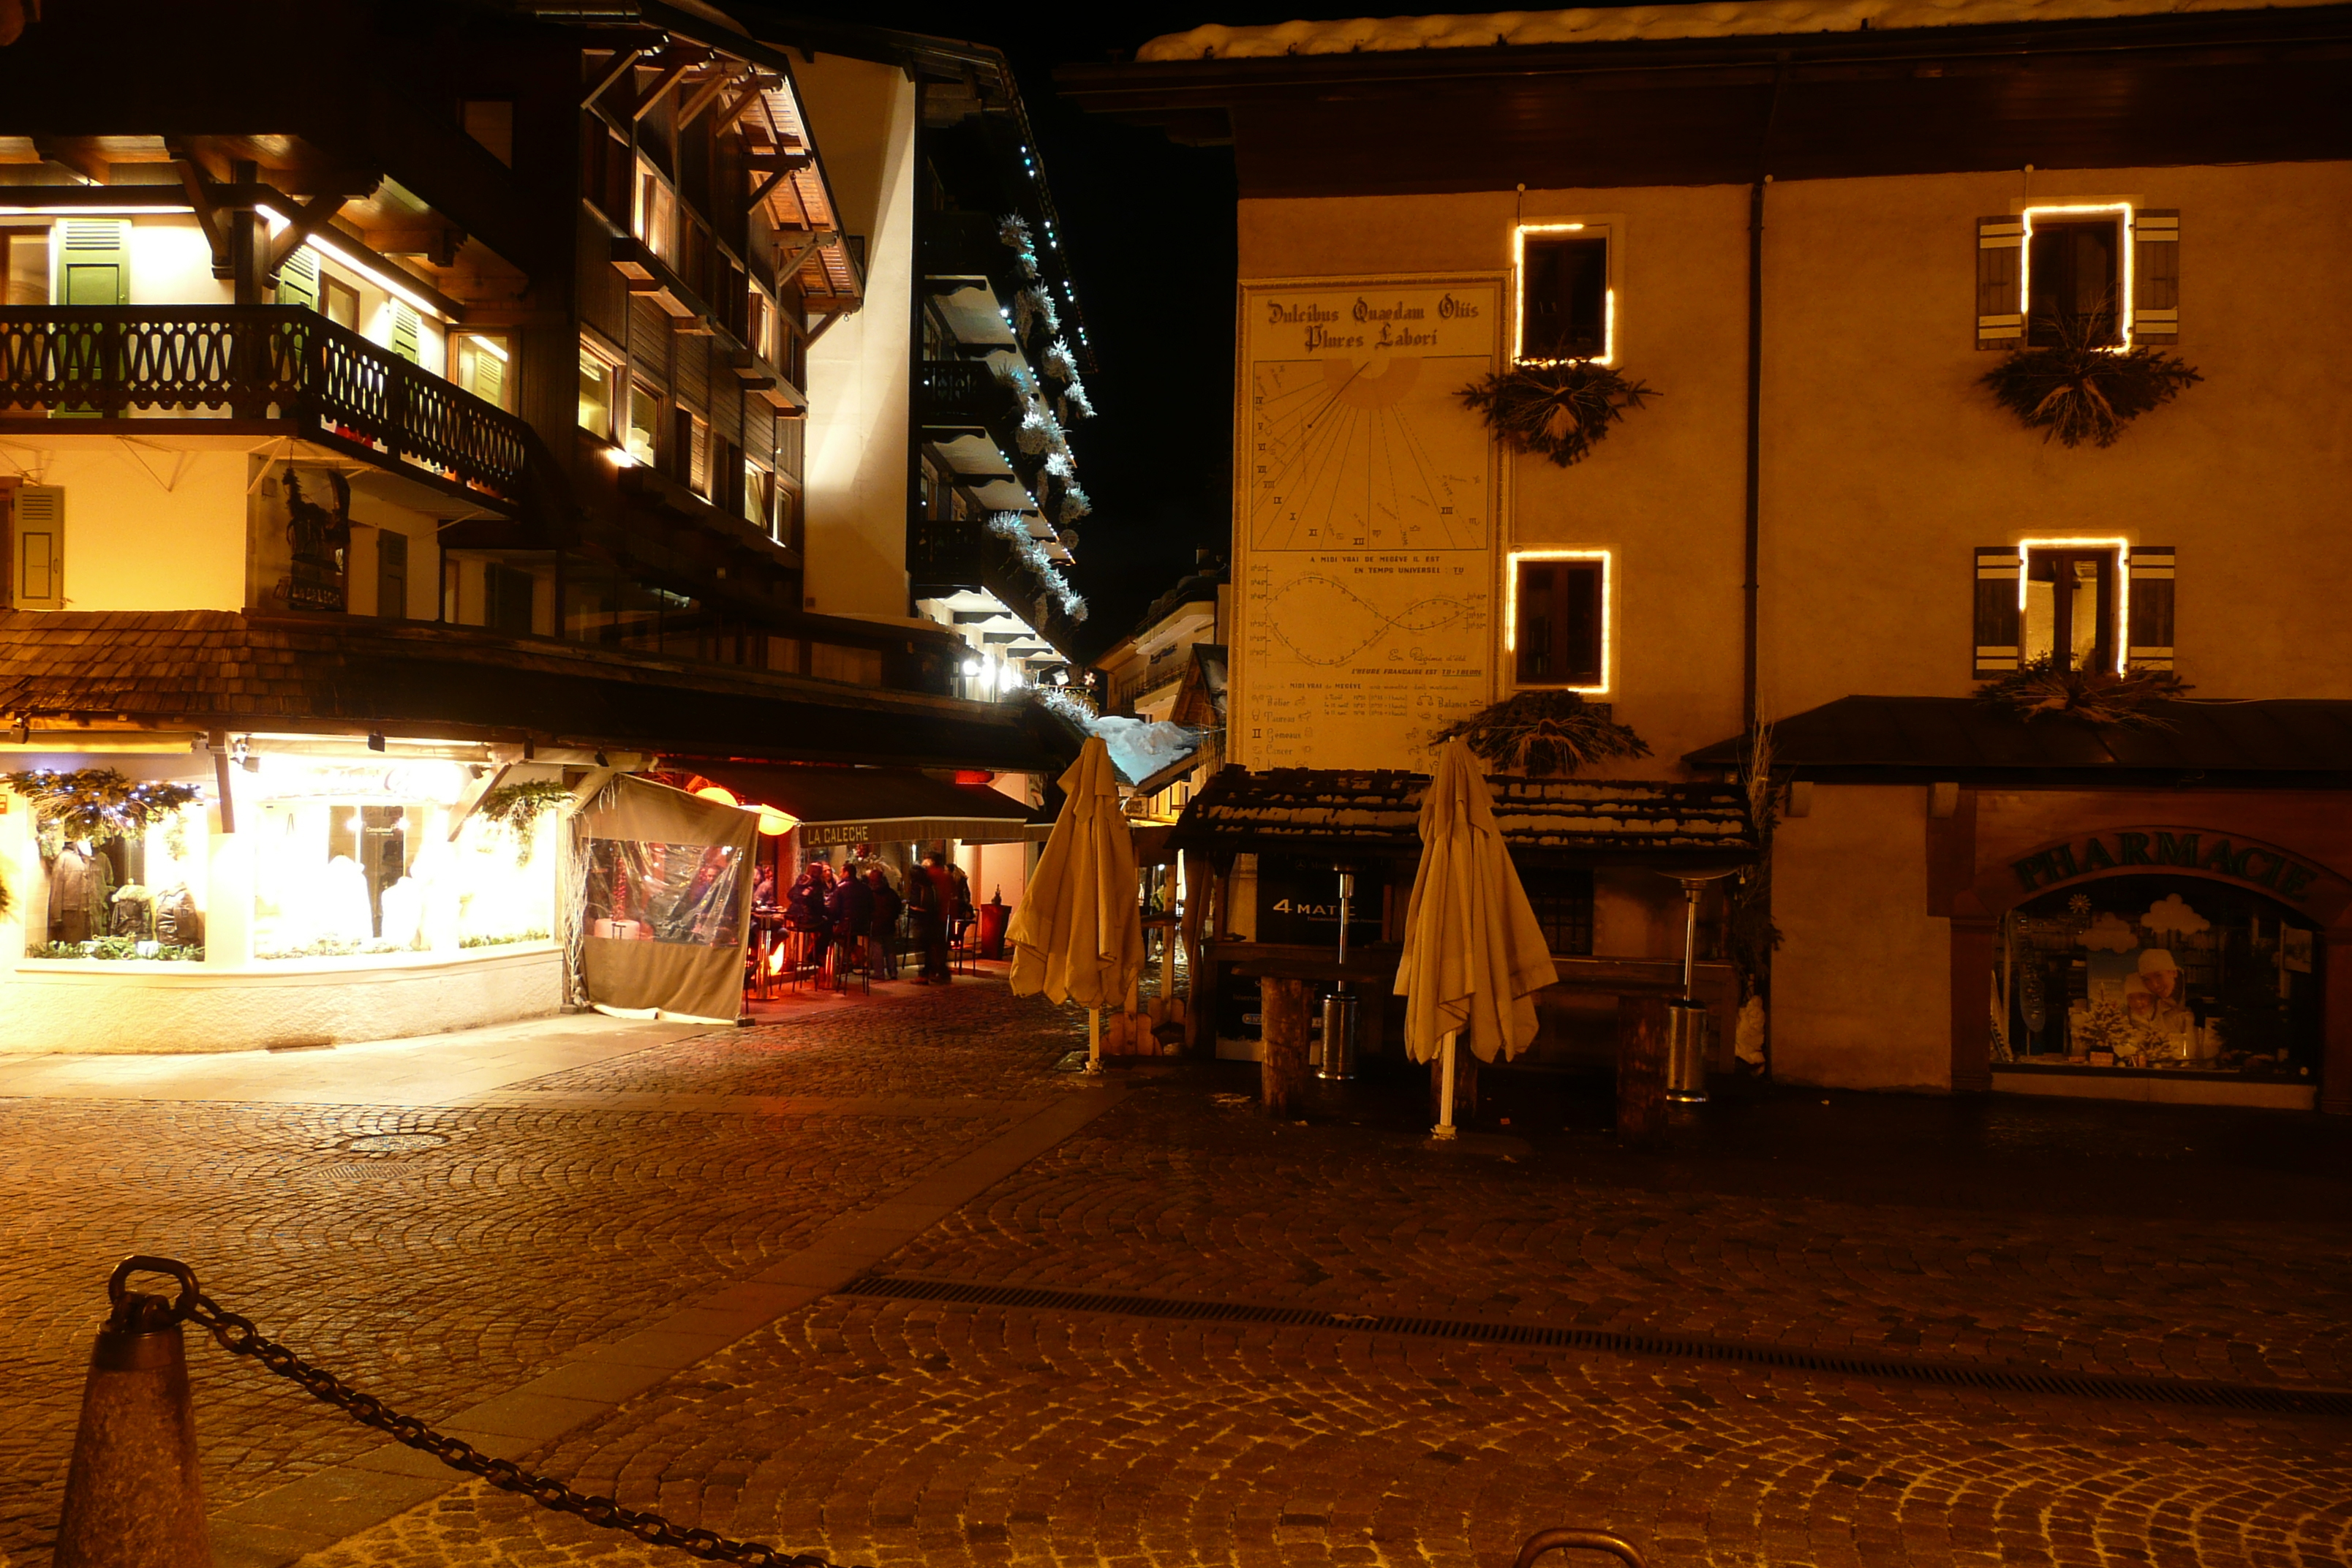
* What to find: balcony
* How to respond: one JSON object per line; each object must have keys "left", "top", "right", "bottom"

{"left": 0, "top": 306, "right": 532, "bottom": 512}
{"left": 916, "top": 358, "right": 1020, "bottom": 428}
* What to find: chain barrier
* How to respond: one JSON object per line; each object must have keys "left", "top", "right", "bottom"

{"left": 108, "top": 1255, "right": 859, "bottom": 1568}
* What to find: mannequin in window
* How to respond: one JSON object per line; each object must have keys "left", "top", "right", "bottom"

{"left": 48, "top": 839, "right": 114, "bottom": 945}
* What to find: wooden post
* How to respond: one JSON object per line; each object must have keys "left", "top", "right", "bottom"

{"left": 1616, "top": 994, "right": 1670, "bottom": 1139}
{"left": 1261, "top": 976, "right": 1314, "bottom": 1117}
{"left": 1086, "top": 1007, "right": 1102, "bottom": 1074}
{"left": 1949, "top": 913, "right": 1999, "bottom": 1094}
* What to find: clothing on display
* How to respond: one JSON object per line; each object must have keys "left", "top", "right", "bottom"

{"left": 110, "top": 884, "right": 156, "bottom": 940}
{"left": 47, "top": 843, "right": 115, "bottom": 945}
{"left": 154, "top": 884, "right": 203, "bottom": 948}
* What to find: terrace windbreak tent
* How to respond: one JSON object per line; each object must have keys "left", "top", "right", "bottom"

{"left": 575, "top": 774, "right": 756, "bottom": 1025}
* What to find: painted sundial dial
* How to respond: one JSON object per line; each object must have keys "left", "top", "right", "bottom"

{"left": 1248, "top": 353, "right": 1491, "bottom": 551}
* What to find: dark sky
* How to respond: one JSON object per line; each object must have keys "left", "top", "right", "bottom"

{"left": 843, "top": 3, "right": 1379, "bottom": 658}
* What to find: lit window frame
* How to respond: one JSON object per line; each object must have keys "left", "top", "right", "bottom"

{"left": 2016, "top": 535, "right": 2131, "bottom": 676}
{"left": 1512, "top": 222, "right": 1616, "bottom": 368}
{"left": 1504, "top": 547, "right": 1613, "bottom": 696}
{"left": 2017, "top": 203, "right": 2136, "bottom": 353}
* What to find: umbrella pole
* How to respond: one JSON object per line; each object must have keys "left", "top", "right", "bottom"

{"left": 1433, "top": 1030, "right": 1459, "bottom": 1140}
{"left": 1087, "top": 1007, "right": 1102, "bottom": 1074}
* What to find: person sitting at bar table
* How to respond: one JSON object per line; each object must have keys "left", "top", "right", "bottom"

{"left": 865, "top": 866, "right": 902, "bottom": 979}
{"left": 785, "top": 864, "right": 832, "bottom": 969}
{"left": 825, "top": 862, "right": 875, "bottom": 977}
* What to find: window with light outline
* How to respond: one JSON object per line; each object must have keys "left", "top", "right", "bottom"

{"left": 1513, "top": 222, "right": 1615, "bottom": 366}
{"left": 1505, "top": 549, "right": 1611, "bottom": 693}
{"left": 2018, "top": 536, "right": 2130, "bottom": 675}
{"left": 2020, "top": 203, "right": 2135, "bottom": 350}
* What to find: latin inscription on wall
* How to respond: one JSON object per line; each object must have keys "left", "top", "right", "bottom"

{"left": 1235, "top": 276, "right": 1503, "bottom": 770}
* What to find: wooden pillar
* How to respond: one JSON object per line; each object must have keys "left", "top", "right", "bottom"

{"left": 2322, "top": 925, "right": 2352, "bottom": 1116}
{"left": 1949, "top": 914, "right": 1998, "bottom": 1094}
{"left": 1261, "top": 976, "right": 1314, "bottom": 1117}
{"left": 1616, "top": 995, "right": 1667, "bottom": 1139}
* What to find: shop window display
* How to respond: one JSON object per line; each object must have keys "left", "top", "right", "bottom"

{"left": 248, "top": 758, "right": 555, "bottom": 960}
{"left": 1994, "top": 875, "right": 2318, "bottom": 1080}
{"left": 10, "top": 769, "right": 209, "bottom": 962}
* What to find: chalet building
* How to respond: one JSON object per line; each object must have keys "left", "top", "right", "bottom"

{"left": 1068, "top": 0, "right": 2352, "bottom": 1111}
{"left": 0, "top": 0, "right": 1072, "bottom": 1049}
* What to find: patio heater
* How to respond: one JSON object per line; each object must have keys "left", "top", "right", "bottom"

{"left": 1319, "top": 867, "right": 1359, "bottom": 1082}
{"left": 1664, "top": 872, "right": 1736, "bottom": 1104}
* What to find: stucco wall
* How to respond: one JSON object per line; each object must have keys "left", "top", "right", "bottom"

{"left": 796, "top": 53, "right": 917, "bottom": 623}
{"left": 0, "top": 945, "right": 561, "bottom": 1053}
{"left": 1771, "top": 785, "right": 1953, "bottom": 1090}
{"left": 19, "top": 446, "right": 247, "bottom": 612}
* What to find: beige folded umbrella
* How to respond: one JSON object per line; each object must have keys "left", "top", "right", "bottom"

{"left": 1009, "top": 734, "right": 1144, "bottom": 1070}
{"left": 1393, "top": 736, "right": 1559, "bottom": 1137}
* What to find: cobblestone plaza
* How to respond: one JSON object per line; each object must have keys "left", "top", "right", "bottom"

{"left": 4, "top": 976, "right": 2349, "bottom": 1568}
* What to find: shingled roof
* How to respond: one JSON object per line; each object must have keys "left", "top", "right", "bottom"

{"left": 1685, "top": 696, "right": 2352, "bottom": 785}
{"left": 0, "top": 611, "right": 1064, "bottom": 773}
{"left": 1169, "top": 765, "right": 1756, "bottom": 868}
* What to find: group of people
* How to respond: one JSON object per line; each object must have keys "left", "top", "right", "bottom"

{"left": 779, "top": 851, "right": 972, "bottom": 984}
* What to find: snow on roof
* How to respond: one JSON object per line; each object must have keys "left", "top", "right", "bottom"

{"left": 1135, "top": 0, "right": 2336, "bottom": 61}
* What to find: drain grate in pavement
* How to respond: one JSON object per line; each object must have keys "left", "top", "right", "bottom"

{"left": 312, "top": 1162, "right": 425, "bottom": 1180}
{"left": 837, "top": 1275, "right": 2352, "bottom": 1419}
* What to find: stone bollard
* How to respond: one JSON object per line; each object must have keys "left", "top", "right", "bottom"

{"left": 54, "top": 1268, "right": 214, "bottom": 1568}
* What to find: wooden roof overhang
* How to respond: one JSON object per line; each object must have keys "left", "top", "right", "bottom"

{"left": 1169, "top": 765, "right": 1757, "bottom": 871}
{"left": 1057, "top": 4, "right": 2352, "bottom": 193}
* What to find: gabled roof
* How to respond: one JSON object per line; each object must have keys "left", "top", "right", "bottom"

{"left": 1170, "top": 765, "right": 1756, "bottom": 867}
{"left": 1684, "top": 696, "right": 2352, "bottom": 785}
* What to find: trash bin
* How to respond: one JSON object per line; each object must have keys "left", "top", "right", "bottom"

{"left": 977, "top": 901, "right": 1010, "bottom": 960}
{"left": 1319, "top": 988, "right": 1359, "bottom": 1081}
{"left": 1665, "top": 999, "right": 1711, "bottom": 1104}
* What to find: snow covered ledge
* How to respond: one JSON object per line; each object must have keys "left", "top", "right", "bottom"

{"left": 0, "top": 943, "right": 562, "bottom": 1054}
{"left": 1137, "top": 0, "right": 2344, "bottom": 60}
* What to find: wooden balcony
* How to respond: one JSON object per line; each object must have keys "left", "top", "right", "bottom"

{"left": 0, "top": 306, "right": 531, "bottom": 512}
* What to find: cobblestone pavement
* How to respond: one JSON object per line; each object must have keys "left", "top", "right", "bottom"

{"left": 4, "top": 974, "right": 2350, "bottom": 1568}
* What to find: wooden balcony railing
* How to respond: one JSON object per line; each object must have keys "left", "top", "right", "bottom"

{"left": 0, "top": 306, "right": 531, "bottom": 510}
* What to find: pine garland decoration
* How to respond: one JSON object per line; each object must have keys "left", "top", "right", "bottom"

{"left": 1426, "top": 690, "right": 1651, "bottom": 777}
{"left": 1979, "top": 312, "right": 2201, "bottom": 448}
{"left": 477, "top": 780, "right": 576, "bottom": 865}
{"left": 1977, "top": 655, "right": 2192, "bottom": 728}
{"left": 2, "top": 768, "right": 203, "bottom": 846}
{"left": 1458, "top": 361, "right": 1656, "bottom": 468}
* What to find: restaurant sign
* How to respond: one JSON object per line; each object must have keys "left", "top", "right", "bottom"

{"left": 2012, "top": 829, "right": 2322, "bottom": 902}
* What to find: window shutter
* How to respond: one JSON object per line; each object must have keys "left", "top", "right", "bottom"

{"left": 390, "top": 303, "right": 421, "bottom": 363}
{"left": 2127, "top": 546, "right": 2175, "bottom": 671}
{"left": 58, "top": 218, "right": 131, "bottom": 305}
{"left": 1973, "top": 546, "right": 2021, "bottom": 676}
{"left": 2132, "top": 209, "right": 2178, "bottom": 346}
{"left": 1975, "top": 216, "right": 2024, "bottom": 350}
{"left": 12, "top": 485, "right": 65, "bottom": 609}
{"left": 276, "top": 246, "right": 319, "bottom": 312}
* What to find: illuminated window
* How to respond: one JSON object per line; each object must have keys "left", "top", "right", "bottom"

{"left": 1509, "top": 551, "right": 1608, "bottom": 690}
{"left": 2027, "top": 216, "right": 2122, "bottom": 347}
{"left": 576, "top": 344, "right": 617, "bottom": 438}
{"left": 633, "top": 159, "right": 676, "bottom": 261}
{"left": 1515, "top": 224, "right": 1613, "bottom": 364}
{"left": 625, "top": 382, "right": 660, "bottom": 467}
{"left": 1522, "top": 235, "right": 1607, "bottom": 361}
{"left": 1975, "top": 543, "right": 2174, "bottom": 677}
{"left": 2024, "top": 545, "right": 2120, "bottom": 671}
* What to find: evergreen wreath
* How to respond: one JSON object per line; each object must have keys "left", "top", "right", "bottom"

{"left": 1426, "top": 690, "right": 1651, "bottom": 777}
{"left": 476, "top": 780, "right": 576, "bottom": 864}
{"left": 1979, "top": 311, "right": 2201, "bottom": 448}
{"left": 2, "top": 768, "right": 203, "bottom": 846}
{"left": 1458, "top": 360, "right": 1656, "bottom": 468}
{"left": 1977, "top": 655, "right": 2192, "bottom": 728}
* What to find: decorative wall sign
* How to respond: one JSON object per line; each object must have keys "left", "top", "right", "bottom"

{"left": 2010, "top": 829, "right": 2324, "bottom": 903}
{"left": 1235, "top": 275, "right": 1504, "bottom": 769}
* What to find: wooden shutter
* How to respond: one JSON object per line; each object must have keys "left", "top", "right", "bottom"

{"left": 1975, "top": 216, "right": 2024, "bottom": 350}
{"left": 12, "top": 485, "right": 64, "bottom": 609}
{"left": 58, "top": 218, "right": 130, "bottom": 304}
{"left": 2127, "top": 546, "right": 2175, "bottom": 671}
{"left": 1973, "top": 546, "right": 2021, "bottom": 676}
{"left": 389, "top": 303, "right": 421, "bottom": 363}
{"left": 275, "top": 246, "right": 319, "bottom": 312}
{"left": 2132, "top": 209, "right": 2178, "bottom": 345}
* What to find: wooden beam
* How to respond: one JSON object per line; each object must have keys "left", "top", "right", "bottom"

{"left": 631, "top": 57, "right": 701, "bottom": 123}
{"left": 581, "top": 47, "right": 644, "bottom": 111}
{"left": 712, "top": 78, "right": 776, "bottom": 136}
{"left": 265, "top": 189, "right": 351, "bottom": 279}
{"left": 674, "top": 68, "right": 740, "bottom": 132}
{"left": 31, "top": 136, "right": 110, "bottom": 184}
{"left": 174, "top": 159, "right": 229, "bottom": 277}
{"left": 747, "top": 165, "right": 794, "bottom": 213}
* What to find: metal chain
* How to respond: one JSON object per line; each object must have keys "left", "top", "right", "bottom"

{"left": 111, "top": 1256, "right": 856, "bottom": 1568}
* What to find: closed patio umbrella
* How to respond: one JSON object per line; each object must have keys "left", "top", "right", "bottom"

{"left": 1009, "top": 734, "right": 1144, "bottom": 1071}
{"left": 1393, "top": 736, "right": 1559, "bottom": 1137}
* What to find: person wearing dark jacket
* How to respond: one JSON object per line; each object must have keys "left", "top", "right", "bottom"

{"left": 824, "top": 869, "right": 875, "bottom": 975}
{"left": 785, "top": 866, "right": 831, "bottom": 968}
{"left": 864, "top": 867, "right": 902, "bottom": 979}
{"left": 908, "top": 852, "right": 958, "bottom": 983}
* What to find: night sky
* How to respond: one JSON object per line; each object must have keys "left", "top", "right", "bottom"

{"left": 823, "top": 3, "right": 1390, "bottom": 658}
